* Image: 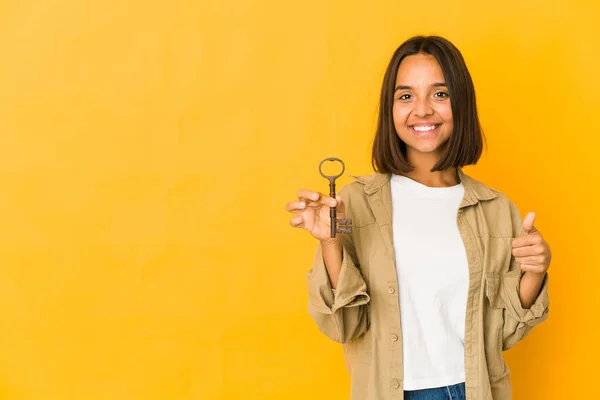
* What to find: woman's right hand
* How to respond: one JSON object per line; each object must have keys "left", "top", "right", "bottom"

{"left": 285, "top": 189, "right": 346, "bottom": 243}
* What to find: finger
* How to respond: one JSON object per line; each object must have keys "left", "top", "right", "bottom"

{"left": 308, "top": 195, "right": 338, "bottom": 208}
{"left": 520, "top": 264, "right": 545, "bottom": 274}
{"left": 523, "top": 212, "right": 537, "bottom": 235}
{"left": 290, "top": 215, "right": 304, "bottom": 228}
{"left": 512, "top": 244, "right": 544, "bottom": 257}
{"left": 515, "top": 255, "right": 544, "bottom": 265}
{"left": 512, "top": 234, "right": 543, "bottom": 248}
{"left": 297, "top": 190, "right": 338, "bottom": 208}
{"left": 297, "top": 189, "right": 321, "bottom": 203}
{"left": 520, "top": 264, "right": 535, "bottom": 272}
{"left": 285, "top": 200, "right": 308, "bottom": 214}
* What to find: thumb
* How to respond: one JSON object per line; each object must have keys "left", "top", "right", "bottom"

{"left": 523, "top": 212, "right": 536, "bottom": 235}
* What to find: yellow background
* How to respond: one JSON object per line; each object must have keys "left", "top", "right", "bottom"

{"left": 0, "top": 0, "right": 597, "bottom": 398}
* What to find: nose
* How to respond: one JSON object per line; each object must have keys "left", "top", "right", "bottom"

{"left": 413, "top": 96, "right": 434, "bottom": 117}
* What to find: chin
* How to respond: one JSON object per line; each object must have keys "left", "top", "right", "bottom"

{"left": 405, "top": 140, "right": 443, "bottom": 152}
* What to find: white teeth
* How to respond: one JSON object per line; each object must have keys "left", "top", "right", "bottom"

{"left": 413, "top": 125, "right": 437, "bottom": 132}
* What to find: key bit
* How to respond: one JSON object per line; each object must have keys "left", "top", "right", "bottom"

{"left": 319, "top": 157, "right": 353, "bottom": 238}
{"left": 337, "top": 218, "right": 353, "bottom": 234}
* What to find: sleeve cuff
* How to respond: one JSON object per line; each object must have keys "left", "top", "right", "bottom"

{"left": 306, "top": 244, "right": 370, "bottom": 315}
{"left": 502, "top": 270, "right": 549, "bottom": 324}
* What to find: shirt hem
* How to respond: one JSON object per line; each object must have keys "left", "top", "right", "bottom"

{"left": 403, "top": 374, "right": 466, "bottom": 391}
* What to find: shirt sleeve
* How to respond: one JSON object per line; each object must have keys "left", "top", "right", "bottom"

{"left": 305, "top": 187, "right": 370, "bottom": 344}
{"left": 500, "top": 200, "right": 550, "bottom": 350}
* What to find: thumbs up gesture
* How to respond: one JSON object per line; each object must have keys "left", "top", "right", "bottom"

{"left": 511, "top": 212, "right": 552, "bottom": 275}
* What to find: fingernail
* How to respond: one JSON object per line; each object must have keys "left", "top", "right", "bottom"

{"left": 312, "top": 194, "right": 318, "bottom": 200}
{"left": 330, "top": 200, "right": 336, "bottom": 206}
{"left": 299, "top": 202, "right": 305, "bottom": 207}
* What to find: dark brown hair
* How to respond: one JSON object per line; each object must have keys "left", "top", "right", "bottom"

{"left": 371, "top": 35, "right": 485, "bottom": 174}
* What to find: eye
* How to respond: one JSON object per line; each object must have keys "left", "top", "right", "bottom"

{"left": 397, "top": 93, "right": 412, "bottom": 101}
{"left": 434, "top": 91, "right": 449, "bottom": 98}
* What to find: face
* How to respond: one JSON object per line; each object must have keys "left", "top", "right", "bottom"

{"left": 392, "top": 53, "right": 453, "bottom": 163}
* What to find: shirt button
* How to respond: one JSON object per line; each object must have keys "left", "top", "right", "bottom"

{"left": 388, "top": 287, "right": 395, "bottom": 294}
{"left": 390, "top": 334, "right": 398, "bottom": 342}
{"left": 392, "top": 380, "right": 400, "bottom": 389}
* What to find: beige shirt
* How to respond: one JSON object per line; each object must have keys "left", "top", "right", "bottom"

{"left": 306, "top": 169, "right": 549, "bottom": 400}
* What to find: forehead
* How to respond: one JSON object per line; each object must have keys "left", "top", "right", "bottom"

{"left": 395, "top": 53, "right": 445, "bottom": 84}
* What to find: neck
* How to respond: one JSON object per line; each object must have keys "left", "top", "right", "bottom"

{"left": 403, "top": 152, "right": 459, "bottom": 187}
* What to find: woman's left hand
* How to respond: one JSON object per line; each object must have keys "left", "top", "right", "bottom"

{"left": 511, "top": 212, "right": 551, "bottom": 275}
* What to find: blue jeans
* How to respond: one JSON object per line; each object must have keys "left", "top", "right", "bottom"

{"left": 404, "top": 382, "right": 466, "bottom": 400}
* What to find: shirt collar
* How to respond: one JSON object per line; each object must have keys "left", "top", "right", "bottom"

{"left": 350, "top": 168, "right": 497, "bottom": 207}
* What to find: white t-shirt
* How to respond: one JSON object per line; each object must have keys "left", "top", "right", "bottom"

{"left": 390, "top": 174, "right": 469, "bottom": 390}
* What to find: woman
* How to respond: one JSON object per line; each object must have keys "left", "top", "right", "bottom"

{"left": 285, "top": 36, "right": 550, "bottom": 400}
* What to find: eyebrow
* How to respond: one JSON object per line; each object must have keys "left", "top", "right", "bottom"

{"left": 394, "top": 82, "right": 447, "bottom": 92}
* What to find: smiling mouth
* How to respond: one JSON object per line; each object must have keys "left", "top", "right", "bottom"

{"left": 410, "top": 124, "right": 441, "bottom": 135}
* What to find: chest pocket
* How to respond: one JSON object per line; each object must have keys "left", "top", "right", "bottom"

{"left": 482, "top": 235, "right": 514, "bottom": 275}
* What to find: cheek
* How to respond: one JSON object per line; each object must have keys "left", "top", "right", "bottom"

{"left": 439, "top": 104, "right": 453, "bottom": 124}
{"left": 392, "top": 104, "right": 410, "bottom": 127}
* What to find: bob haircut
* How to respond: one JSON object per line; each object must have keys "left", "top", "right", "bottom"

{"left": 372, "top": 35, "right": 485, "bottom": 174}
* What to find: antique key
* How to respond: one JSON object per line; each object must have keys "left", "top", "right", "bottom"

{"left": 318, "top": 157, "right": 353, "bottom": 238}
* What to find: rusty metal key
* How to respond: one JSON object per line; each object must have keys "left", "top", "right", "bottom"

{"left": 318, "top": 157, "right": 353, "bottom": 238}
